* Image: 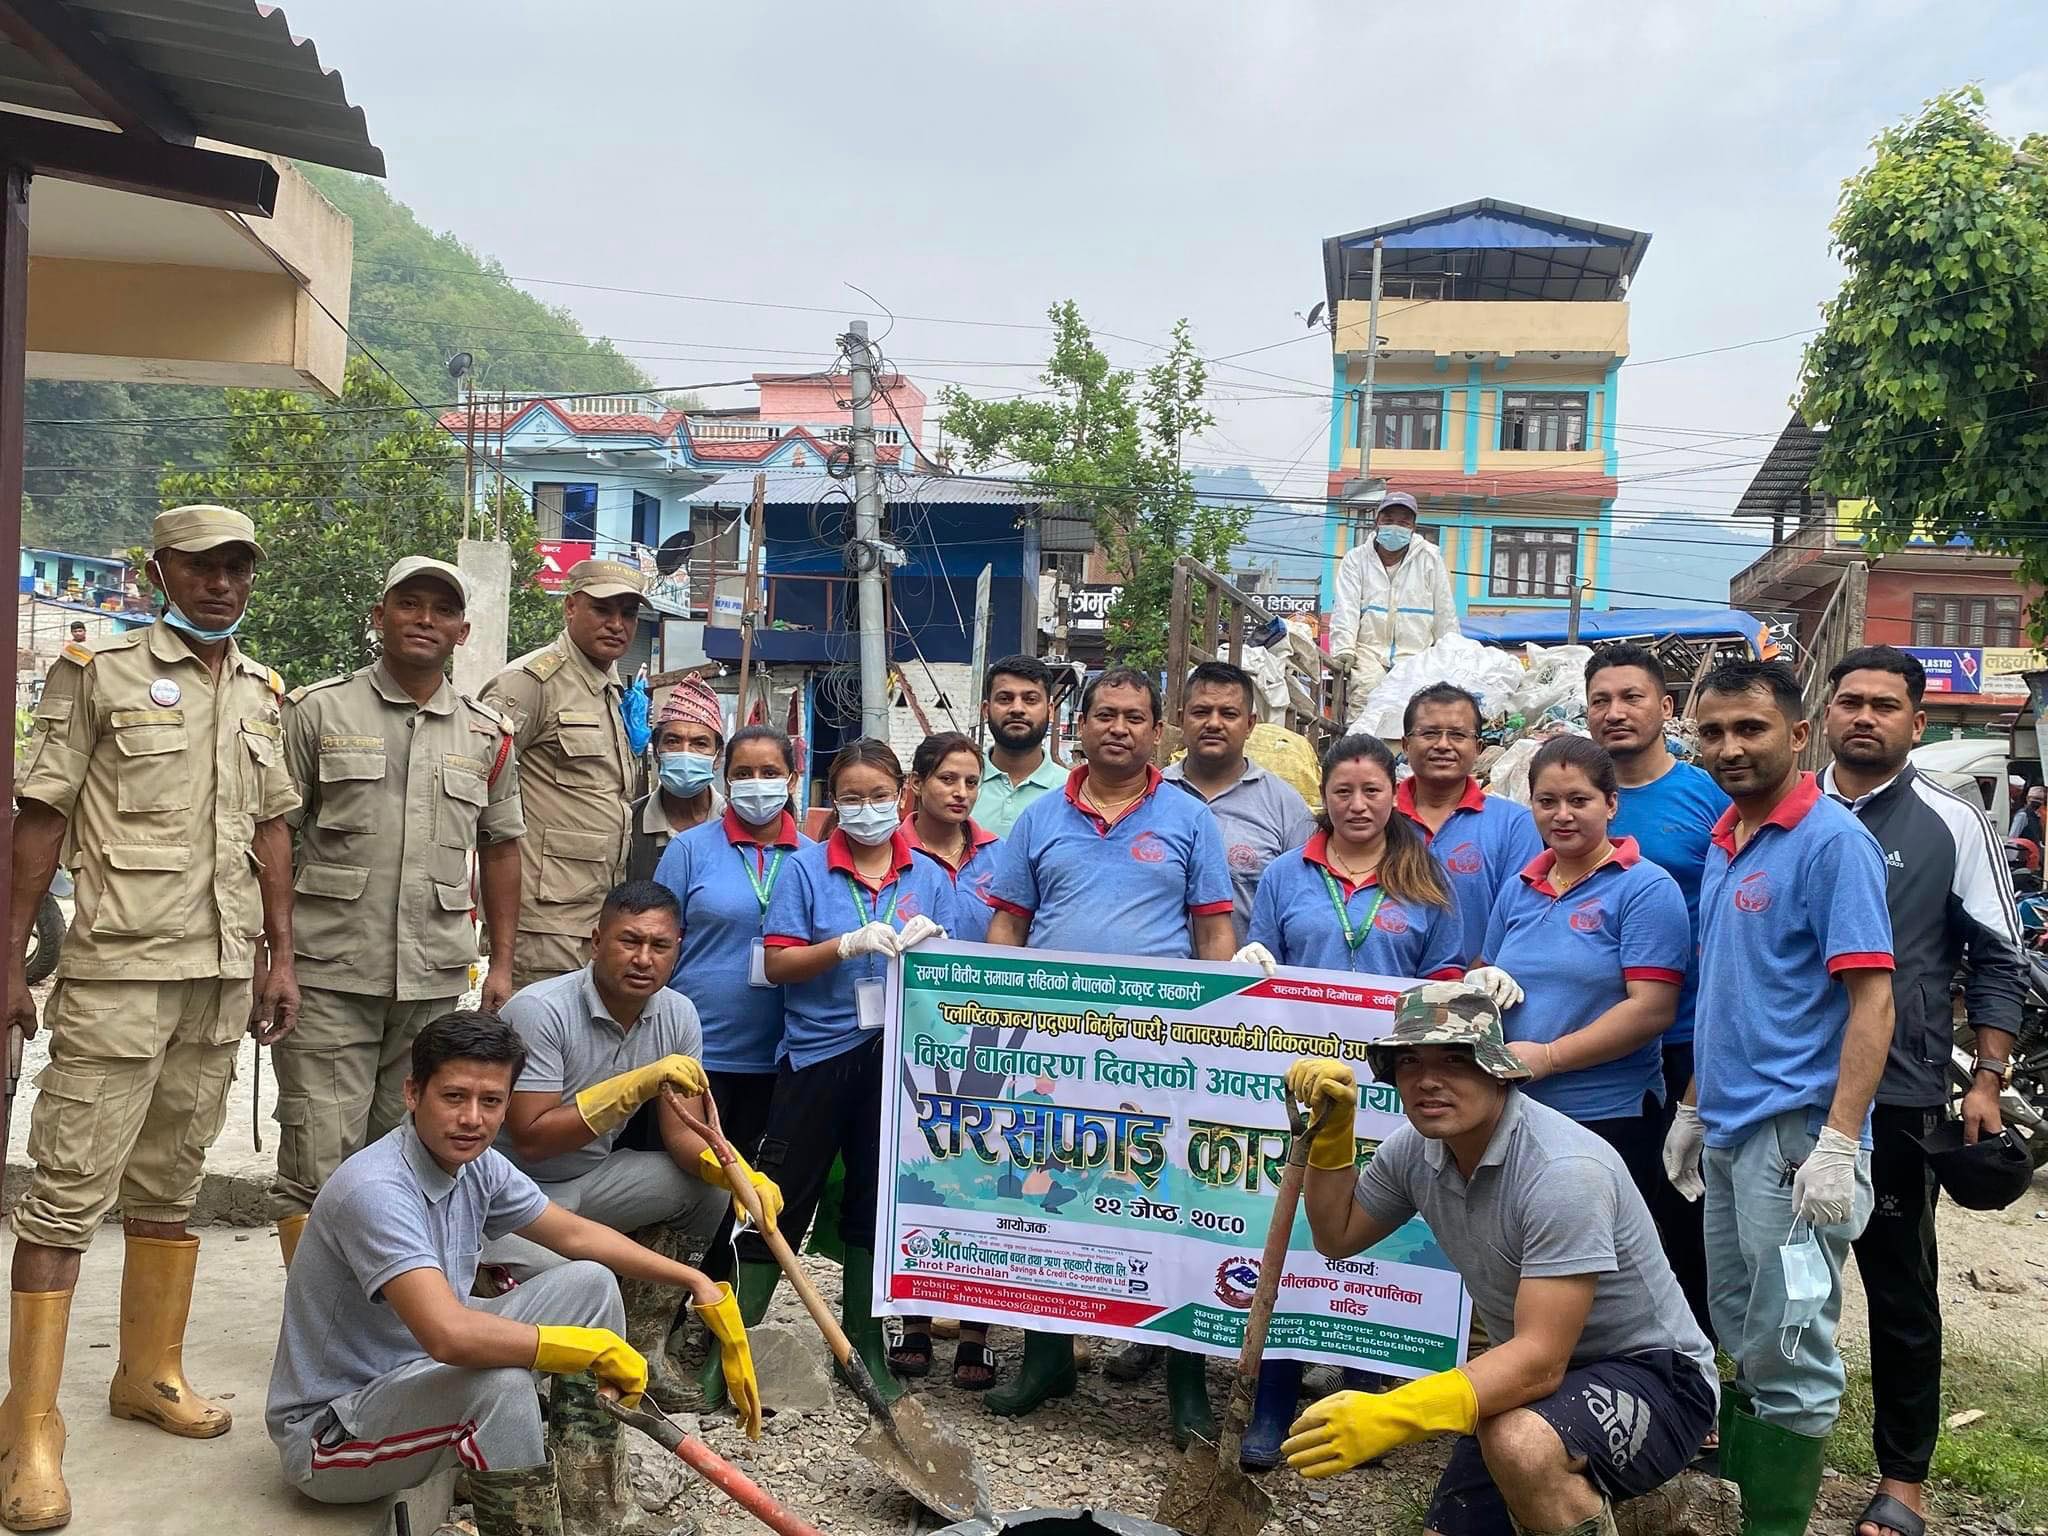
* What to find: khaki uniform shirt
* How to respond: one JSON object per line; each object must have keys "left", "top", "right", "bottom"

{"left": 481, "top": 631, "right": 637, "bottom": 938}
{"left": 284, "top": 664, "right": 525, "bottom": 1000}
{"left": 19, "top": 621, "right": 298, "bottom": 980}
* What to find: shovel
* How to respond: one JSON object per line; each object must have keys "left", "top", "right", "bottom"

{"left": 665, "top": 1086, "right": 993, "bottom": 1525}
{"left": 600, "top": 1395, "right": 825, "bottom": 1536}
{"left": 1154, "top": 1098, "right": 1322, "bottom": 1536}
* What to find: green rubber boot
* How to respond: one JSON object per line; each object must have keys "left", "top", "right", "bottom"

{"left": 468, "top": 1462, "right": 563, "bottom": 1536}
{"left": 697, "top": 1259, "right": 778, "bottom": 1412}
{"left": 1721, "top": 1400, "right": 1826, "bottom": 1536}
{"left": 1166, "top": 1349, "right": 1216, "bottom": 1450}
{"left": 837, "top": 1247, "right": 904, "bottom": 1405}
{"left": 984, "top": 1330, "right": 1077, "bottom": 1418}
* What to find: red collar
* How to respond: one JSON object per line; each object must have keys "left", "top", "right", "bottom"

{"left": 722, "top": 807, "right": 800, "bottom": 848}
{"left": 1395, "top": 775, "right": 1487, "bottom": 832}
{"left": 1300, "top": 828, "right": 1381, "bottom": 896}
{"left": 825, "top": 826, "right": 915, "bottom": 887}
{"left": 1063, "top": 763, "right": 1163, "bottom": 833}
{"left": 1709, "top": 772, "right": 1821, "bottom": 857}
{"left": 904, "top": 818, "right": 998, "bottom": 874}
{"left": 1518, "top": 835, "right": 1642, "bottom": 898}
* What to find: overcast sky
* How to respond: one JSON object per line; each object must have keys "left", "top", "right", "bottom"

{"left": 289, "top": 0, "right": 2048, "bottom": 604}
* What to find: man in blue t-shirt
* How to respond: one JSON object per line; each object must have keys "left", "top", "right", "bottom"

{"left": 982, "top": 665, "right": 1235, "bottom": 1450}
{"left": 1586, "top": 642, "right": 1729, "bottom": 1343}
{"left": 1663, "top": 660, "right": 1893, "bottom": 1536}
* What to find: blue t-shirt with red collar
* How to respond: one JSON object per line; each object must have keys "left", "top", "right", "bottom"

{"left": 986, "top": 765, "right": 1234, "bottom": 959}
{"left": 1480, "top": 836, "right": 1691, "bottom": 1122}
{"left": 1611, "top": 760, "right": 1730, "bottom": 1048}
{"left": 1694, "top": 774, "right": 1895, "bottom": 1148}
{"left": 655, "top": 808, "right": 807, "bottom": 1076}
{"left": 1396, "top": 776, "right": 1545, "bottom": 968}
{"left": 763, "top": 827, "right": 961, "bottom": 1070}
{"left": 906, "top": 820, "right": 1002, "bottom": 943}
{"left": 1247, "top": 830, "right": 1466, "bottom": 979}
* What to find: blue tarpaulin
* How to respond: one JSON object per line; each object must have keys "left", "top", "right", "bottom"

{"left": 1461, "top": 607, "right": 1767, "bottom": 653}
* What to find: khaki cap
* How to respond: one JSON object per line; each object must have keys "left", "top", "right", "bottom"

{"left": 382, "top": 555, "right": 469, "bottom": 607}
{"left": 153, "top": 504, "right": 262, "bottom": 560}
{"left": 566, "top": 558, "right": 647, "bottom": 600}
{"left": 1364, "top": 980, "right": 1532, "bottom": 1086}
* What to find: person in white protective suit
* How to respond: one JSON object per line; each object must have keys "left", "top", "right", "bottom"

{"left": 1328, "top": 491, "right": 1460, "bottom": 697}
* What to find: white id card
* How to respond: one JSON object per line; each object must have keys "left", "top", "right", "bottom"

{"left": 856, "top": 977, "right": 885, "bottom": 1032}
{"left": 748, "top": 939, "right": 770, "bottom": 988}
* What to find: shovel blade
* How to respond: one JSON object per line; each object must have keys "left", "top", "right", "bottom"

{"left": 1153, "top": 1433, "right": 1273, "bottom": 1536}
{"left": 852, "top": 1394, "right": 992, "bottom": 1526}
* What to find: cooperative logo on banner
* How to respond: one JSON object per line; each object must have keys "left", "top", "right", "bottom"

{"left": 1214, "top": 1256, "right": 1261, "bottom": 1309}
{"left": 901, "top": 1230, "right": 932, "bottom": 1262}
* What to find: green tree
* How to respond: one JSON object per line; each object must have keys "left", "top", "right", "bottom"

{"left": 157, "top": 359, "right": 557, "bottom": 686}
{"left": 1799, "top": 87, "right": 2048, "bottom": 629}
{"left": 939, "top": 302, "right": 1251, "bottom": 669}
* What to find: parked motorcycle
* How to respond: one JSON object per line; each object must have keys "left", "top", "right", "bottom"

{"left": 22, "top": 878, "right": 65, "bottom": 987}
{"left": 1950, "top": 947, "right": 2048, "bottom": 1169}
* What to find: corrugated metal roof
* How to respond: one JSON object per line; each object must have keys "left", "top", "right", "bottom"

{"left": 683, "top": 472, "right": 1050, "bottom": 509}
{"left": 1323, "top": 198, "right": 1650, "bottom": 306}
{"left": 0, "top": 1, "right": 384, "bottom": 175}
{"left": 1733, "top": 415, "right": 1828, "bottom": 518}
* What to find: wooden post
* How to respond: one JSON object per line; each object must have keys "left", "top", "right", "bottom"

{"left": 0, "top": 163, "right": 28, "bottom": 1209}
{"left": 733, "top": 472, "right": 767, "bottom": 726}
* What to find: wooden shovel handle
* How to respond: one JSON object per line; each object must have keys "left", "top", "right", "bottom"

{"left": 662, "top": 1084, "right": 856, "bottom": 1372}
{"left": 1234, "top": 1105, "right": 1331, "bottom": 1387}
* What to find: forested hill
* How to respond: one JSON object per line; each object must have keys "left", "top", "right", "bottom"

{"left": 23, "top": 167, "right": 648, "bottom": 555}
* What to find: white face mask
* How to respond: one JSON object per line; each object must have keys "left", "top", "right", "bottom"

{"left": 1778, "top": 1221, "right": 1831, "bottom": 1360}
{"left": 728, "top": 779, "right": 790, "bottom": 825}
{"left": 838, "top": 802, "right": 900, "bottom": 846}
{"left": 1374, "top": 524, "right": 1413, "bottom": 553}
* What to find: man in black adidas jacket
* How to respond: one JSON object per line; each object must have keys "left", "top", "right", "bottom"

{"left": 1821, "top": 645, "right": 2023, "bottom": 1536}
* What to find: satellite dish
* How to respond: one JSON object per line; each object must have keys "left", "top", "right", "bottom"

{"left": 655, "top": 530, "right": 694, "bottom": 575}
{"left": 1301, "top": 302, "right": 1326, "bottom": 331}
{"left": 447, "top": 351, "right": 475, "bottom": 382}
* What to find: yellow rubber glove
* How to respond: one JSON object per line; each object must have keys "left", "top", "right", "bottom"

{"left": 1284, "top": 1056, "right": 1360, "bottom": 1171}
{"left": 695, "top": 1148, "right": 784, "bottom": 1232}
{"left": 532, "top": 1326, "right": 649, "bottom": 1410}
{"left": 1281, "top": 1369, "right": 1478, "bottom": 1479}
{"left": 695, "top": 1282, "right": 763, "bottom": 1438}
{"left": 573, "top": 1054, "right": 710, "bottom": 1136}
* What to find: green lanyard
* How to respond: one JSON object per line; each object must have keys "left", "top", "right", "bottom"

{"left": 844, "top": 874, "right": 900, "bottom": 930}
{"left": 1319, "top": 867, "right": 1388, "bottom": 954}
{"left": 735, "top": 845, "right": 786, "bottom": 913}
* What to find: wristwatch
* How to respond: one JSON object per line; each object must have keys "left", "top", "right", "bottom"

{"left": 1972, "top": 1055, "right": 2014, "bottom": 1087}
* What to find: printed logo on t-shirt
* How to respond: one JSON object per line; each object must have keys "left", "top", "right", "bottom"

{"left": 1130, "top": 830, "right": 1168, "bottom": 864}
{"left": 895, "top": 891, "right": 922, "bottom": 920}
{"left": 1376, "top": 904, "right": 1410, "bottom": 935}
{"left": 969, "top": 868, "right": 995, "bottom": 900}
{"left": 1568, "top": 898, "right": 1605, "bottom": 934}
{"left": 1733, "top": 870, "right": 1772, "bottom": 913}
{"left": 1444, "top": 840, "right": 1483, "bottom": 875}
{"left": 1226, "top": 841, "right": 1263, "bottom": 873}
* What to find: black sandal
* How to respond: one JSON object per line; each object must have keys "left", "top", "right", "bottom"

{"left": 952, "top": 1340, "right": 997, "bottom": 1391}
{"left": 889, "top": 1330, "right": 933, "bottom": 1378}
{"left": 1855, "top": 1493, "right": 1926, "bottom": 1536}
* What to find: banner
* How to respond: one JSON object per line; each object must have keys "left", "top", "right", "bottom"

{"left": 875, "top": 943, "right": 1473, "bottom": 1378}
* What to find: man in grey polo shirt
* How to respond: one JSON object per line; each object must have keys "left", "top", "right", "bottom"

{"left": 266, "top": 1010, "right": 760, "bottom": 1534}
{"left": 1281, "top": 982, "right": 1716, "bottom": 1536}
{"left": 489, "top": 878, "right": 784, "bottom": 1410}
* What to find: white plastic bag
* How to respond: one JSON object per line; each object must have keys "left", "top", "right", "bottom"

{"left": 1350, "top": 635, "right": 1526, "bottom": 737}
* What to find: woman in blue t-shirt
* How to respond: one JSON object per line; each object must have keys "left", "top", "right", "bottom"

{"left": 1232, "top": 732, "right": 1463, "bottom": 1466}
{"left": 1473, "top": 734, "right": 1689, "bottom": 1209}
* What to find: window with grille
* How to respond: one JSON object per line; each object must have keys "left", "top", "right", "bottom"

{"left": 1498, "top": 392, "right": 1587, "bottom": 452}
{"left": 532, "top": 482, "right": 598, "bottom": 543}
{"left": 1489, "top": 527, "right": 1578, "bottom": 598}
{"left": 1912, "top": 593, "right": 2021, "bottom": 647}
{"left": 1360, "top": 392, "right": 1442, "bottom": 451}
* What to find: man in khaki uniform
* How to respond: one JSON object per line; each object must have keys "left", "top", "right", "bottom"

{"left": 482, "top": 559, "right": 643, "bottom": 992}
{"left": 270, "top": 557, "right": 525, "bottom": 1267}
{"left": 0, "top": 505, "right": 300, "bottom": 1532}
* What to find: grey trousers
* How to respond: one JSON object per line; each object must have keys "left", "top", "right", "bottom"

{"left": 282, "top": 1259, "right": 623, "bottom": 1502}
{"left": 482, "top": 1148, "right": 726, "bottom": 1279}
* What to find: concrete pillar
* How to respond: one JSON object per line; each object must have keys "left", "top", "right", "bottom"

{"left": 456, "top": 537, "right": 512, "bottom": 697}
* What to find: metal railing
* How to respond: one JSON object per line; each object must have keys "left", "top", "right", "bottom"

{"left": 1163, "top": 556, "right": 1349, "bottom": 752}
{"left": 1796, "top": 561, "right": 1868, "bottom": 770}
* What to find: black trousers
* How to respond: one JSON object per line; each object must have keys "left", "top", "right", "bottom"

{"left": 1648, "top": 1041, "right": 1716, "bottom": 1345}
{"left": 736, "top": 1036, "right": 885, "bottom": 1267}
{"left": 697, "top": 1070, "right": 780, "bottom": 1284}
{"left": 1582, "top": 1097, "right": 1665, "bottom": 1221}
{"left": 1851, "top": 1102, "right": 1944, "bottom": 1483}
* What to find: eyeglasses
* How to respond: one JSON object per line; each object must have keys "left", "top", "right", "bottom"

{"left": 1408, "top": 728, "right": 1475, "bottom": 746}
{"left": 832, "top": 794, "right": 899, "bottom": 811}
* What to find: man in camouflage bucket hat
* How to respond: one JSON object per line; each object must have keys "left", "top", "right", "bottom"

{"left": 1278, "top": 982, "right": 1717, "bottom": 1536}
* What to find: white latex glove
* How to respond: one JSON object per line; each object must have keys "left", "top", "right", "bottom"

{"left": 1463, "top": 966, "right": 1524, "bottom": 1012}
{"left": 1233, "top": 942, "right": 1278, "bottom": 977}
{"left": 1790, "top": 1126, "right": 1860, "bottom": 1226}
{"left": 837, "top": 922, "right": 902, "bottom": 961}
{"left": 1662, "top": 1102, "right": 1706, "bottom": 1203}
{"left": 895, "top": 915, "right": 947, "bottom": 952}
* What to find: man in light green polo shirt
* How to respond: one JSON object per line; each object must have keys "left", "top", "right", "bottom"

{"left": 972, "top": 655, "right": 1065, "bottom": 837}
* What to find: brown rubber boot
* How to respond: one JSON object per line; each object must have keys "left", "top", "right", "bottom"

{"left": 616, "top": 1226, "right": 694, "bottom": 1414}
{"left": 275, "top": 1213, "right": 308, "bottom": 1270}
{"left": 0, "top": 1290, "right": 73, "bottom": 1531}
{"left": 107, "top": 1235, "right": 231, "bottom": 1439}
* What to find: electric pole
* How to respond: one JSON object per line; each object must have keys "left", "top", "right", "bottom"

{"left": 1356, "top": 237, "right": 1384, "bottom": 538}
{"left": 846, "top": 319, "right": 891, "bottom": 741}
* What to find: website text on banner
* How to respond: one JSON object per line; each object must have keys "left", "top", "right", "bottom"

{"left": 874, "top": 941, "right": 1473, "bottom": 1379}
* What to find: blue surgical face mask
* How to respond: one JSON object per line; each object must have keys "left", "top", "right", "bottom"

{"left": 729, "top": 778, "right": 790, "bottom": 825}
{"left": 657, "top": 752, "right": 716, "bottom": 797}
{"left": 839, "top": 802, "right": 900, "bottom": 847}
{"left": 161, "top": 602, "right": 243, "bottom": 643}
{"left": 1374, "top": 524, "right": 1413, "bottom": 553}
{"left": 1778, "top": 1222, "right": 1831, "bottom": 1359}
